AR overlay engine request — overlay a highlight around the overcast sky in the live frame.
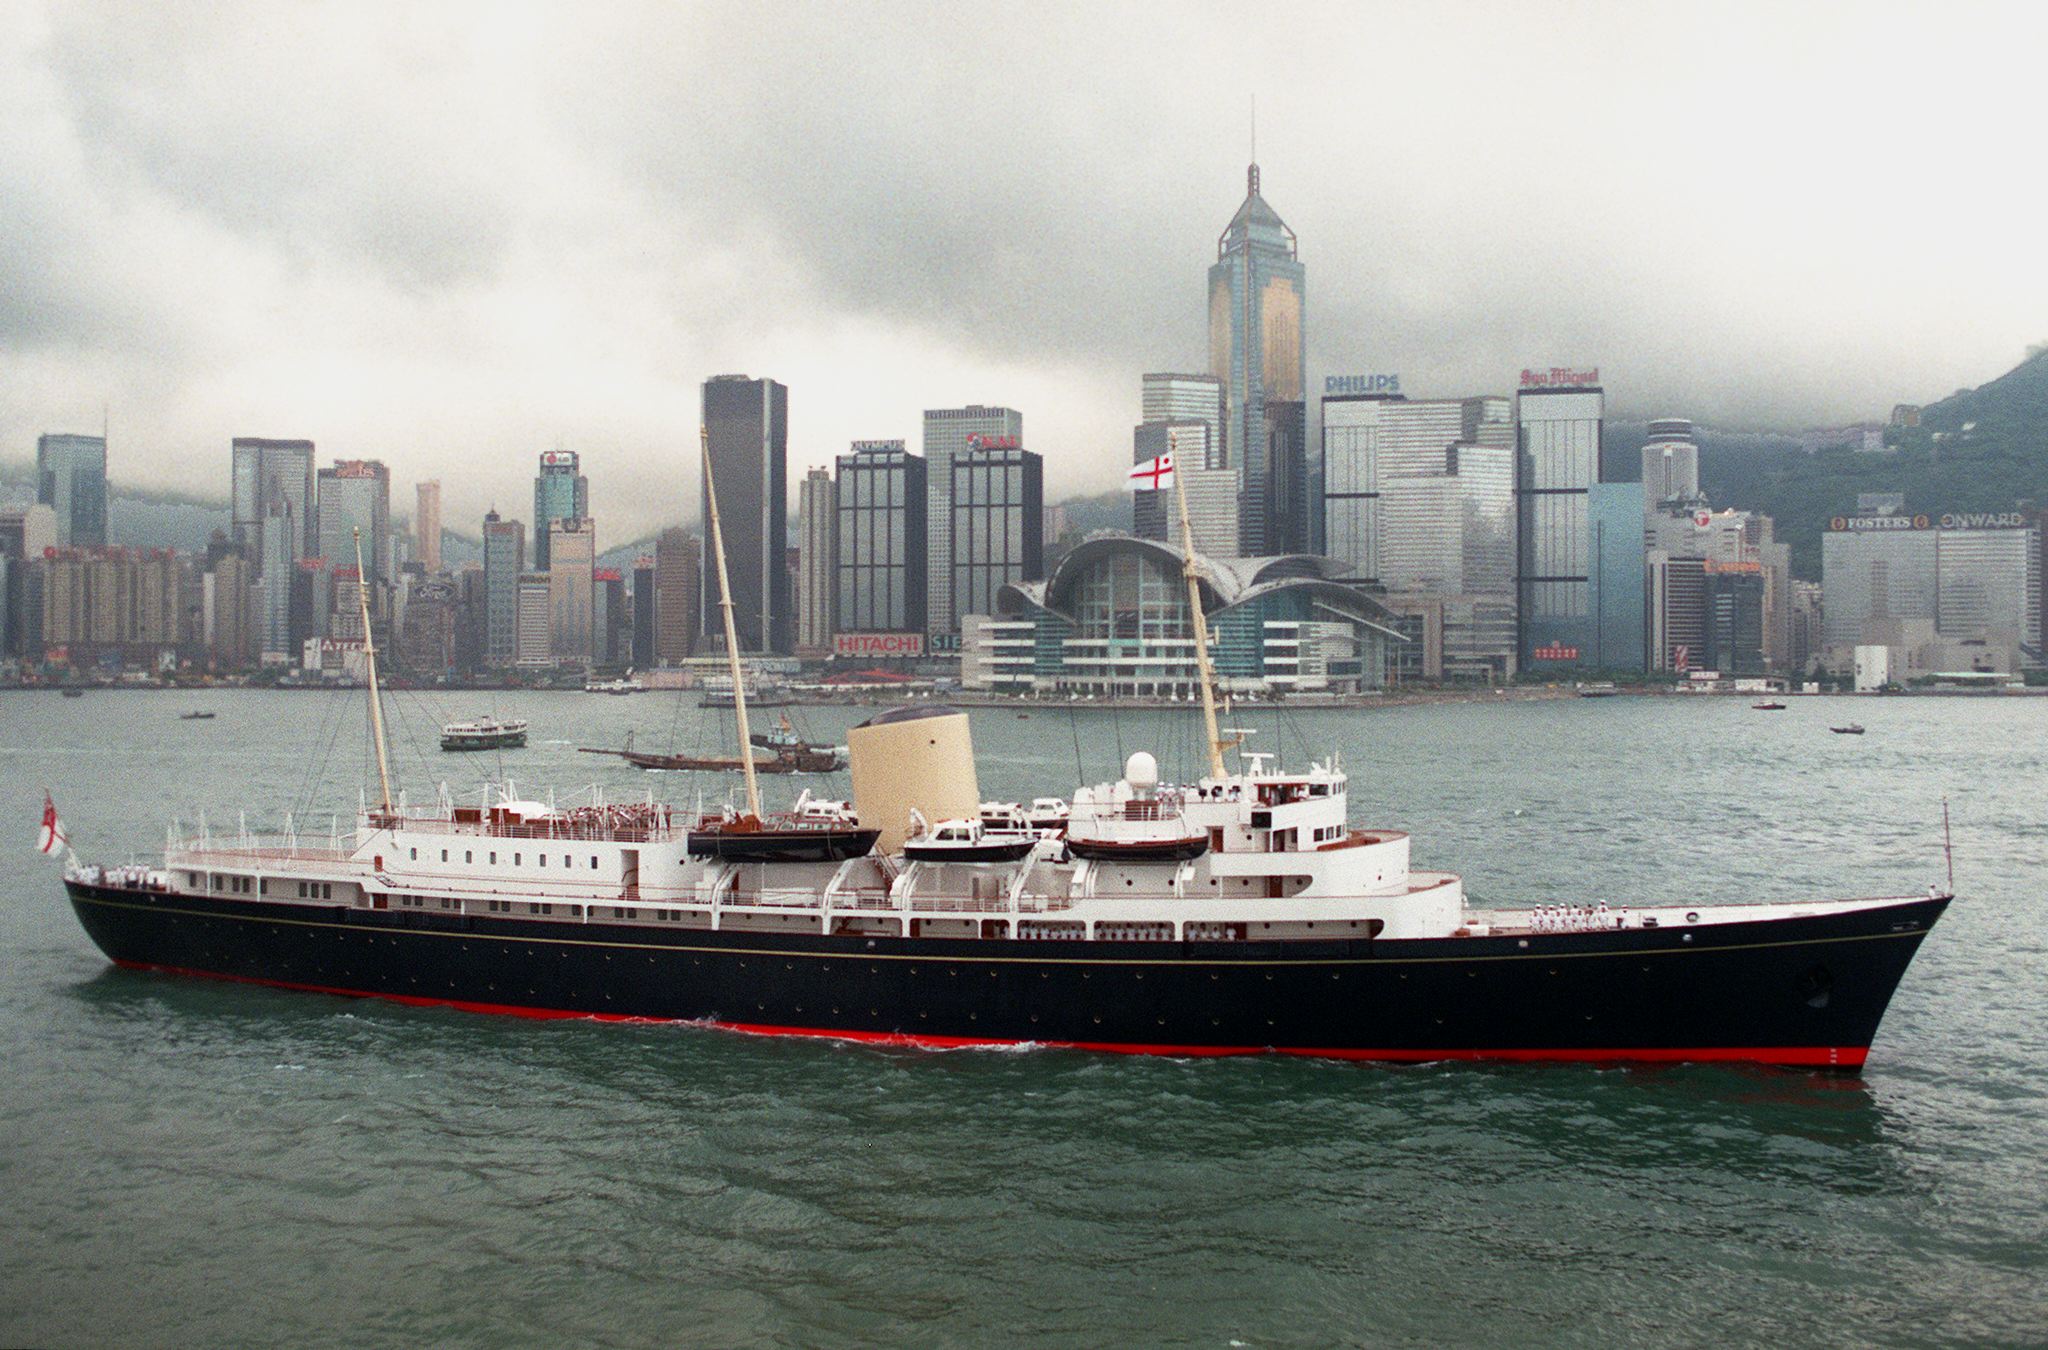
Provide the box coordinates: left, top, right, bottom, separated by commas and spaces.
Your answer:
3, 0, 2042, 541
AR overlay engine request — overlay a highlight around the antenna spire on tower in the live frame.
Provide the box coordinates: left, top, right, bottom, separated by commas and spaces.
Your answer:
1248, 95, 1260, 195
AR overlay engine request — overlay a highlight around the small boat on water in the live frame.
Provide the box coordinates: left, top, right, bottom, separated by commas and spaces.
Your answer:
1752, 701, 1787, 711
60, 688, 85, 698
179, 712, 217, 721
1576, 682, 1620, 699
441, 717, 529, 751
580, 731, 840, 774
584, 678, 643, 695
1831, 724, 1866, 735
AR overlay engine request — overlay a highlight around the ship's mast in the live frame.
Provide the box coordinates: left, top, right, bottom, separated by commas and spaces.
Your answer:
352, 527, 395, 816
702, 425, 762, 822
1172, 453, 1229, 781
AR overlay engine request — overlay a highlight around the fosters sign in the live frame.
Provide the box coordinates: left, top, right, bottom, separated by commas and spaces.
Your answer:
1828, 511, 2030, 532
834, 632, 925, 658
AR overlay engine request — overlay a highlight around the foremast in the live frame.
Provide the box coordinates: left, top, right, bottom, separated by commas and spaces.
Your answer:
352, 526, 395, 817
701, 424, 763, 822
1171, 456, 1230, 780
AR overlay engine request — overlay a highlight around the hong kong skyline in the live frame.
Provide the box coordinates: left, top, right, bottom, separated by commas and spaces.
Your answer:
3, 0, 2043, 541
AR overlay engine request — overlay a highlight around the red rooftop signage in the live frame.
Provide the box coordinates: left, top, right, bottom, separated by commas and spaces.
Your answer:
834, 632, 925, 658
1519, 367, 1600, 390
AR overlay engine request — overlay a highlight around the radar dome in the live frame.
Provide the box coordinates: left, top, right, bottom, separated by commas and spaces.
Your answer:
1124, 751, 1159, 791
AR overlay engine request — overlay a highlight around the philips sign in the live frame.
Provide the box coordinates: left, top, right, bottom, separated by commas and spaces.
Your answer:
1324, 374, 1402, 396
540, 451, 579, 468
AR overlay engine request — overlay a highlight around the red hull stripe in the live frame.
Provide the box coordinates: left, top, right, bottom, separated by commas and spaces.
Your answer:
110, 961, 1870, 1068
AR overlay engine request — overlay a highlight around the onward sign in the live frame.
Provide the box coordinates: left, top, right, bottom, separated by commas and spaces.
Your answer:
1518, 367, 1600, 390
1324, 374, 1401, 396
1939, 511, 2030, 530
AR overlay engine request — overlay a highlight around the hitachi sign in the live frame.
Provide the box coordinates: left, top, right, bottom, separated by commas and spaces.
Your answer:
834, 632, 924, 657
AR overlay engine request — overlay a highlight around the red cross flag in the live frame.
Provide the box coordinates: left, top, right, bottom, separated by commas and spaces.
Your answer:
1127, 453, 1175, 492
38, 791, 67, 856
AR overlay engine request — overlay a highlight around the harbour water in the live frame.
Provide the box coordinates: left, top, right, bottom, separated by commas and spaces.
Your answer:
3, 690, 2044, 1346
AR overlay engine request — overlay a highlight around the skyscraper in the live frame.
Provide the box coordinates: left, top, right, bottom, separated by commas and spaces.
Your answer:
1131, 422, 1239, 558
231, 437, 316, 562
532, 450, 589, 571
1263, 399, 1309, 554
256, 498, 299, 664
1141, 374, 1226, 467
796, 467, 837, 655
316, 461, 392, 587
1324, 393, 1519, 678
701, 375, 790, 653
1208, 162, 1305, 556
415, 480, 442, 572
481, 510, 525, 668
631, 556, 656, 667
546, 517, 596, 666
921, 405, 1021, 641
835, 440, 927, 638
949, 443, 1043, 624
654, 527, 700, 664
1514, 367, 1608, 671
37, 433, 108, 548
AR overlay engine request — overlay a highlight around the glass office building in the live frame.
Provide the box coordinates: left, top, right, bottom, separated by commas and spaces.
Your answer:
921, 405, 1021, 641
701, 375, 790, 653
481, 511, 525, 668
36, 433, 108, 548
1208, 163, 1305, 556
532, 451, 589, 571
949, 444, 1043, 624
1516, 382, 1609, 670
835, 441, 927, 637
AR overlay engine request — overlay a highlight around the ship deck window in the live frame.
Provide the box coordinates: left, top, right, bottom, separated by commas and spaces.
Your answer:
409, 848, 417, 860
590, 856, 599, 869
514, 853, 522, 865
465, 851, 473, 864
489, 852, 497, 864
440, 850, 448, 862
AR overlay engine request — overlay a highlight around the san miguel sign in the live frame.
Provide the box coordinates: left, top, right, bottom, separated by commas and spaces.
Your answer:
1519, 367, 1600, 390
833, 632, 925, 658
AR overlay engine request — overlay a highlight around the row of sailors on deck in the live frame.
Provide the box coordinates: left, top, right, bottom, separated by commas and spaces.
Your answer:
69, 863, 165, 890
1532, 902, 1635, 932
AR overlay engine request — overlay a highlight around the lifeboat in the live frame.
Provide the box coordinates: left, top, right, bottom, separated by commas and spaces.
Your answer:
903, 818, 1039, 864
1062, 752, 1208, 863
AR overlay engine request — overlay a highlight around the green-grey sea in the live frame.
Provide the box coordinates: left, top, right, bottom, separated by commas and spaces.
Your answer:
2, 689, 2043, 1347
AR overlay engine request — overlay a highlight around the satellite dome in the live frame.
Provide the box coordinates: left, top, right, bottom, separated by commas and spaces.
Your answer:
1124, 751, 1159, 791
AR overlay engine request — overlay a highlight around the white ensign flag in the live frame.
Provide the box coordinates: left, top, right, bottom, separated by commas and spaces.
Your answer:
1127, 453, 1175, 492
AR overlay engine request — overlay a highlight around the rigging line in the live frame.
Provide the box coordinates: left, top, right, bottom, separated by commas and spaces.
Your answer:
290, 682, 351, 824
1068, 704, 1084, 787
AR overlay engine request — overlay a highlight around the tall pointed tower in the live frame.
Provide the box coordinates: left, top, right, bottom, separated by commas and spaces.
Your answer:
1208, 160, 1306, 556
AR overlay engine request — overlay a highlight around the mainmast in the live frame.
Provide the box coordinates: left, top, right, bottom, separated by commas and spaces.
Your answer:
1172, 456, 1230, 781
701, 425, 762, 822
352, 527, 395, 817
